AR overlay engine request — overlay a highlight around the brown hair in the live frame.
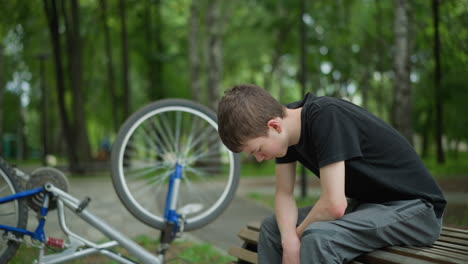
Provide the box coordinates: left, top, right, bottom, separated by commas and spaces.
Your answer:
217, 84, 285, 153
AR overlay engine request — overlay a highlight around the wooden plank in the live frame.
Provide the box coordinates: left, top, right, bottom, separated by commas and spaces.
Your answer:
431, 245, 468, 256
247, 221, 261, 231
238, 227, 260, 244
433, 240, 468, 252
229, 247, 258, 264
438, 236, 468, 247
356, 250, 437, 264
441, 229, 468, 240
384, 246, 466, 264
442, 227, 468, 235
408, 247, 468, 261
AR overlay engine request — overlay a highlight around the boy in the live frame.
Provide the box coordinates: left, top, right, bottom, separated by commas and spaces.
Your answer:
217, 84, 446, 264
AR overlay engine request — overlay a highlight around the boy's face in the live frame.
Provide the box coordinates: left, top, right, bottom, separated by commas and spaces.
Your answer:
241, 119, 289, 162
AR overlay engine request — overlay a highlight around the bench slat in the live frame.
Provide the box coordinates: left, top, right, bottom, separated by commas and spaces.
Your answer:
247, 221, 261, 231
238, 227, 260, 244
356, 250, 438, 264
440, 229, 468, 240
433, 240, 468, 252
384, 246, 467, 264
431, 245, 468, 256
407, 246, 468, 261
443, 227, 468, 235
229, 247, 258, 264
438, 236, 468, 247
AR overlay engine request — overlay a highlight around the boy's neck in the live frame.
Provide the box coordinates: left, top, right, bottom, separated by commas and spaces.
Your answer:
284, 107, 302, 146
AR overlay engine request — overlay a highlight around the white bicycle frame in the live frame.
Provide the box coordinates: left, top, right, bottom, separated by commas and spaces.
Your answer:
36, 183, 162, 264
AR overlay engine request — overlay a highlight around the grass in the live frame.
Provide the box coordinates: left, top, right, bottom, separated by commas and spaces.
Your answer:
422, 151, 468, 179
9, 236, 235, 264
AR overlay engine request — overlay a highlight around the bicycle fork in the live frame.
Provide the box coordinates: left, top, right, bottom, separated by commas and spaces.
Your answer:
159, 163, 183, 256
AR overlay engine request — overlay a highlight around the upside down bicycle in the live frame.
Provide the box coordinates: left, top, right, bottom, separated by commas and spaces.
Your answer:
0, 99, 240, 263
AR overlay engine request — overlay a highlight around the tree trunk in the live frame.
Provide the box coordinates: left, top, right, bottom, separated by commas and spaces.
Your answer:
432, 0, 444, 163
154, 0, 164, 100
43, 0, 80, 171
39, 55, 49, 165
61, 0, 92, 171
71, 0, 92, 168
189, 0, 202, 103
119, 0, 130, 119
144, 0, 164, 101
99, 0, 118, 132
264, 20, 293, 95
299, 0, 307, 198
392, 0, 413, 144
205, 0, 222, 111
421, 107, 432, 158
374, 0, 385, 117
0, 44, 4, 155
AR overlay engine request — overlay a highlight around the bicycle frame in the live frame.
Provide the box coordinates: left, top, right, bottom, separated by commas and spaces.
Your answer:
0, 164, 186, 264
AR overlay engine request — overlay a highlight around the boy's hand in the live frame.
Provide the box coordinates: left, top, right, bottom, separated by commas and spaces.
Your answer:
281, 234, 301, 264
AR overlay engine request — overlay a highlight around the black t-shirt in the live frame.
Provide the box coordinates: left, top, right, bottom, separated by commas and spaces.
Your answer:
276, 93, 446, 218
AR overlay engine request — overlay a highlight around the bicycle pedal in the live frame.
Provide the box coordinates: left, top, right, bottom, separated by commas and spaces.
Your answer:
76, 197, 91, 213
46, 237, 65, 249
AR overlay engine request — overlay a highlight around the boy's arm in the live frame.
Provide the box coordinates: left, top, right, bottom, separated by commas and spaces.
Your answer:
275, 162, 301, 261
296, 161, 348, 237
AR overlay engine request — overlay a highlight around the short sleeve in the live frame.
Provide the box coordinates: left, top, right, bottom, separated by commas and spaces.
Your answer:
276, 146, 299, 164
313, 105, 363, 168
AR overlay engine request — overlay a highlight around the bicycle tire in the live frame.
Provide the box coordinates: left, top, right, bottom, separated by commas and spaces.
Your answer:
111, 99, 240, 231
0, 157, 28, 263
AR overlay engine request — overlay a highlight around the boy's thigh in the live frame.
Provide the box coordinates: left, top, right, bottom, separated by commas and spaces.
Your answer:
303, 199, 441, 248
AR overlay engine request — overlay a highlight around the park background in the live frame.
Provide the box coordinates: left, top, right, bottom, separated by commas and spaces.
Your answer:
1, 0, 467, 263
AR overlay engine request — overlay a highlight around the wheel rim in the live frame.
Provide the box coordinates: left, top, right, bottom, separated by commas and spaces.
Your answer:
116, 105, 237, 227
0, 170, 20, 254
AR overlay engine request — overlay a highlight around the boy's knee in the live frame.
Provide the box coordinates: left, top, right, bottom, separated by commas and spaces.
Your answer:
300, 229, 340, 263
260, 215, 279, 235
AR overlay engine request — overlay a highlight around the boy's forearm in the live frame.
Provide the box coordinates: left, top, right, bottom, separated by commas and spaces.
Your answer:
295, 161, 348, 237
275, 192, 299, 244
296, 197, 347, 237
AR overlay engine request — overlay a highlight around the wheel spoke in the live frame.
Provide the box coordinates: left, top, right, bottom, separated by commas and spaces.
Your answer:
112, 102, 238, 230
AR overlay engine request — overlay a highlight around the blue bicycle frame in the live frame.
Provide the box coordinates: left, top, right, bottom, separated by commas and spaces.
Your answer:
0, 164, 186, 264
0, 187, 49, 242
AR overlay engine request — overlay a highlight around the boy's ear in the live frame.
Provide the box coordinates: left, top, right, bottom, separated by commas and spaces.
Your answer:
267, 118, 282, 133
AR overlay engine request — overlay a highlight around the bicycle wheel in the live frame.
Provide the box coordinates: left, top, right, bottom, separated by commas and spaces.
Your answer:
111, 99, 240, 231
0, 157, 28, 263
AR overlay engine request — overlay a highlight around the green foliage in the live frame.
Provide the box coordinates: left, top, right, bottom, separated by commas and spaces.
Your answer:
0, 0, 467, 164
423, 151, 468, 178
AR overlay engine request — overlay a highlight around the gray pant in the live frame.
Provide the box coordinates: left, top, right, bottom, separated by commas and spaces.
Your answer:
258, 198, 442, 264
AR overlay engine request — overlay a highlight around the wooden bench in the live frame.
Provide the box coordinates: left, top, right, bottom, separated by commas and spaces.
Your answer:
229, 221, 468, 264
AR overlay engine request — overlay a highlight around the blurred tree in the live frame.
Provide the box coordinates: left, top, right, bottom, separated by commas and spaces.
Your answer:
141, 0, 165, 102
119, 0, 131, 120
43, 0, 92, 173
392, 0, 413, 144
432, 0, 444, 163
65, 0, 92, 169
0, 0, 466, 165
189, 0, 202, 103
206, 0, 223, 111
99, 0, 119, 132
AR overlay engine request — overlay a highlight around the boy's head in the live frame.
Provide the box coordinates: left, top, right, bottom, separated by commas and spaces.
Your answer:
217, 84, 286, 155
